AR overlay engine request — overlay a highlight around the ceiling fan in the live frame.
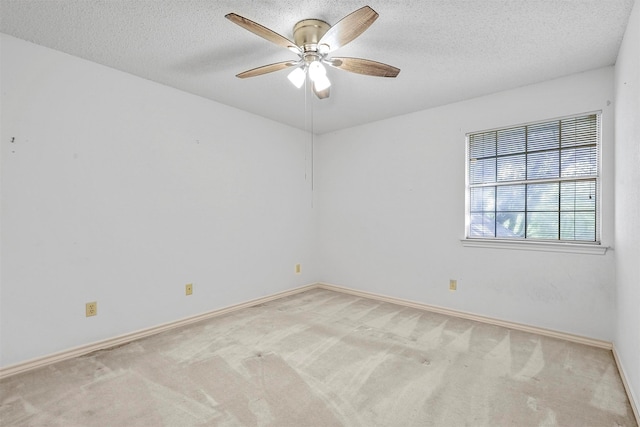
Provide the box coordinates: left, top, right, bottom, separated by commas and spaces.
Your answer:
225, 6, 400, 99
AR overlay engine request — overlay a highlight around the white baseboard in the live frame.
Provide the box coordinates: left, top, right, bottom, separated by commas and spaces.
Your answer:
321, 282, 640, 421
0, 283, 317, 380
0, 281, 616, 381
317, 282, 613, 350
613, 345, 640, 425
3, 281, 635, 422
4, 281, 634, 422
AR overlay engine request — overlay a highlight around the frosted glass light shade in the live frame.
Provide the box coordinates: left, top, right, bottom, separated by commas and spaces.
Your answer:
313, 74, 331, 91
308, 61, 326, 81
287, 67, 306, 88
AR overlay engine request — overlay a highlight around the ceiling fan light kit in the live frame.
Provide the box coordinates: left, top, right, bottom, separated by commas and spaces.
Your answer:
225, 6, 400, 99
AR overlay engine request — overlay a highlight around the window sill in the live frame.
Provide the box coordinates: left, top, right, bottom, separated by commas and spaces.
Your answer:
460, 239, 609, 255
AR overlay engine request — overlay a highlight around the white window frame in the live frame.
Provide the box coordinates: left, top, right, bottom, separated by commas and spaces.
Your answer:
462, 112, 607, 255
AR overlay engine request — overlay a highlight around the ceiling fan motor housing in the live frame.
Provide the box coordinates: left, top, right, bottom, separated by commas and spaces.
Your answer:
293, 19, 330, 52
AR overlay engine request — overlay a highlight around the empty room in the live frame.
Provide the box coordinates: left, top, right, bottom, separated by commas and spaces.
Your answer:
1, 0, 639, 425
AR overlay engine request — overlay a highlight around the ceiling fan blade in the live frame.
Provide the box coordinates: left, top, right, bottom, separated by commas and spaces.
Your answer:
328, 57, 400, 77
226, 13, 301, 53
236, 61, 298, 79
318, 6, 378, 52
313, 83, 330, 99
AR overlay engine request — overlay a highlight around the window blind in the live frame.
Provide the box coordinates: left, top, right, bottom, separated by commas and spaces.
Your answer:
467, 113, 599, 242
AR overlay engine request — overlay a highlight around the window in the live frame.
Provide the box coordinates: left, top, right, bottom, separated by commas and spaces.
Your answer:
466, 113, 600, 243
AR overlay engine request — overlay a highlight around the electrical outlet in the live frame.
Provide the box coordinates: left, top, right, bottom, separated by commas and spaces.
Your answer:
295, 264, 301, 274
449, 279, 457, 291
185, 283, 193, 296
86, 302, 97, 317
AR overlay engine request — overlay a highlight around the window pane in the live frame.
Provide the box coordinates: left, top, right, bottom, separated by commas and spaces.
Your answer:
560, 180, 596, 211
561, 115, 597, 148
496, 212, 525, 238
561, 212, 596, 241
469, 213, 495, 237
561, 146, 597, 177
527, 151, 559, 179
527, 121, 559, 151
497, 154, 526, 182
527, 212, 559, 239
470, 187, 495, 211
527, 183, 559, 211
496, 185, 525, 211
497, 127, 526, 155
469, 132, 496, 158
469, 158, 496, 184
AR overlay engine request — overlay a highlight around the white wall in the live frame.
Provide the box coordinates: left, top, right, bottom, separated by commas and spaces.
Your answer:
0, 35, 316, 367
315, 67, 616, 341
614, 0, 640, 411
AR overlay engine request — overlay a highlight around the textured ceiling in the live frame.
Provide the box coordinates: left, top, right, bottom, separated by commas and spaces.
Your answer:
0, 0, 635, 134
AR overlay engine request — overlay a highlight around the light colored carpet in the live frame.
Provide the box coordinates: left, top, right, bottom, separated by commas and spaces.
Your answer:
0, 288, 636, 426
